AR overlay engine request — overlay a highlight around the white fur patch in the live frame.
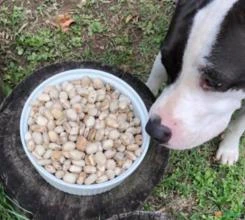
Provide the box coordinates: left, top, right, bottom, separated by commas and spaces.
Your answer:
146, 52, 168, 96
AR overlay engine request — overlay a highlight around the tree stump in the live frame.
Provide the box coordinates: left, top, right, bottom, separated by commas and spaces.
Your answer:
107, 211, 173, 220
0, 62, 169, 220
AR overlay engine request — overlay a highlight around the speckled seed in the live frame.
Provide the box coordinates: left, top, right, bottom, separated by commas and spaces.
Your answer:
135, 135, 143, 145
109, 101, 118, 112
81, 77, 91, 87
32, 132, 43, 145
88, 91, 97, 103
97, 165, 105, 172
92, 78, 104, 89
38, 159, 51, 166
66, 109, 78, 121
84, 116, 95, 128
62, 160, 71, 171
72, 160, 85, 167
95, 129, 104, 141
99, 111, 108, 120
117, 145, 125, 152
106, 117, 119, 128
102, 140, 113, 150
100, 99, 109, 111
27, 140, 35, 151
55, 170, 65, 179
59, 91, 68, 100
85, 155, 96, 166
36, 115, 48, 126
121, 133, 134, 145
85, 143, 98, 154
30, 125, 46, 133
70, 126, 79, 135
69, 150, 85, 160
118, 101, 128, 110
49, 88, 59, 99
45, 165, 56, 173
49, 143, 61, 150
104, 149, 116, 159
70, 95, 81, 104
96, 175, 108, 184
84, 127, 90, 138
63, 122, 71, 133
85, 174, 97, 185
63, 173, 78, 184
126, 151, 137, 160
87, 128, 96, 141
84, 166, 96, 174
77, 172, 86, 184
51, 151, 63, 161
62, 82, 73, 92
114, 167, 121, 176
52, 161, 62, 170
44, 101, 53, 108
122, 160, 133, 170
48, 131, 59, 142
127, 144, 139, 151
38, 93, 50, 102
43, 149, 53, 159
34, 145, 45, 156
47, 120, 55, 130
69, 165, 82, 173
94, 152, 106, 165
32, 151, 42, 160
96, 88, 106, 99
106, 159, 116, 170
73, 103, 82, 113
106, 170, 115, 180
59, 156, 66, 164
88, 107, 98, 116
43, 132, 49, 145
135, 148, 142, 157
76, 136, 87, 151
114, 152, 124, 161
63, 142, 75, 151
54, 126, 64, 134
51, 108, 64, 120
96, 170, 104, 178
109, 129, 120, 140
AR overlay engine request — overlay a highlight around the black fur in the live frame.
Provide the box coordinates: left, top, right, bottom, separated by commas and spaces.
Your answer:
161, 0, 245, 92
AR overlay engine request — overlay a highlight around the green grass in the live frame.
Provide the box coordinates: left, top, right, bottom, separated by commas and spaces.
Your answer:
0, 0, 244, 219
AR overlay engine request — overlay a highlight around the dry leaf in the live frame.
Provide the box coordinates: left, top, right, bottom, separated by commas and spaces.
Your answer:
125, 15, 133, 24
214, 211, 223, 218
51, 13, 75, 32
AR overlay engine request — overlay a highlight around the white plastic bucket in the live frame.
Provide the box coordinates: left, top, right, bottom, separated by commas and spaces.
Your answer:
20, 69, 150, 195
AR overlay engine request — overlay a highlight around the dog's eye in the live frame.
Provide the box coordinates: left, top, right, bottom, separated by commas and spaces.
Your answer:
200, 74, 223, 91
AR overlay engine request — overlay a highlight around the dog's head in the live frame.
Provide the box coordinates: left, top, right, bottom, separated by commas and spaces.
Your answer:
147, 0, 245, 149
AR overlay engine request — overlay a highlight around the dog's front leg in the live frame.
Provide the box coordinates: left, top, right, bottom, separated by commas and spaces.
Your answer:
216, 109, 245, 165
146, 52, 168, 96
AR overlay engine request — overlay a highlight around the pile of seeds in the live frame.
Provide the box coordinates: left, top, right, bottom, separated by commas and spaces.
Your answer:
25, 77, 143, 185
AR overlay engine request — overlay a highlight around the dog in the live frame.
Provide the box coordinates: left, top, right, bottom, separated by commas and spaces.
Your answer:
145, 0, 245, 165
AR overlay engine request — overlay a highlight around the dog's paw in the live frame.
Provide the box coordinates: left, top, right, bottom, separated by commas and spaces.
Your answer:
216, 143, 239, 165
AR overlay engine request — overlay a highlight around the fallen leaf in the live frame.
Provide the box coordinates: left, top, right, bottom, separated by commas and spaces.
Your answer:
214, 211, 223, 218
50, 13, 75, 32
125, 15, 133, 24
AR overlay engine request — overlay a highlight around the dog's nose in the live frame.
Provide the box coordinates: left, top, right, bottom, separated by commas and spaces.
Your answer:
145, 116, 172, 143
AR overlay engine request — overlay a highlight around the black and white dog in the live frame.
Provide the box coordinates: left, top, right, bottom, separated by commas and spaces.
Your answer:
145, 0, 245, 165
